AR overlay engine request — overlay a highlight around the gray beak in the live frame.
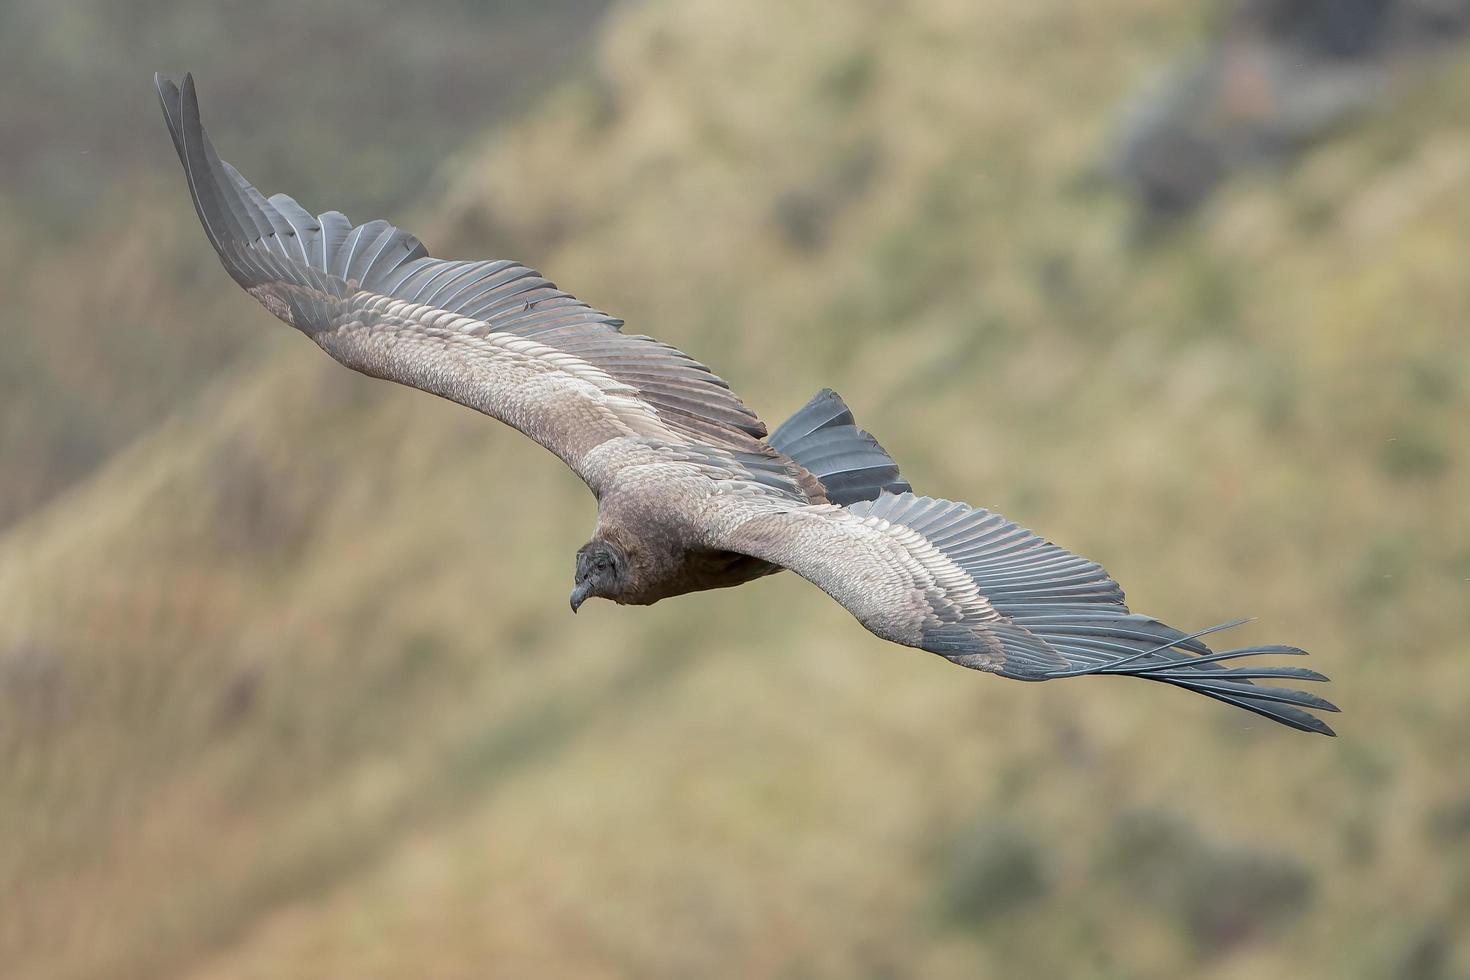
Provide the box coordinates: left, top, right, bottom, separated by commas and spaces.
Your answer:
569, 582, 591, 613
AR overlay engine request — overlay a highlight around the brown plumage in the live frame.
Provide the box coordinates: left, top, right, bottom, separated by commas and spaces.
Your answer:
157, 73, 1338, 735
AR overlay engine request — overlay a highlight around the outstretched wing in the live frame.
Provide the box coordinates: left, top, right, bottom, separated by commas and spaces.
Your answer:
155, 72, 790, 494
714, 492, 1337, 735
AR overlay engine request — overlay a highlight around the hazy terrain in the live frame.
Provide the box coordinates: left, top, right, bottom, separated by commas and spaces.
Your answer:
2, 1, 1468, 977
0, 0, 611, 530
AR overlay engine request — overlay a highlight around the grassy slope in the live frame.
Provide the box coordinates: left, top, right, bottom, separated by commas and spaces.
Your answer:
3, 0, 1469, 977
0, 0, 611, 531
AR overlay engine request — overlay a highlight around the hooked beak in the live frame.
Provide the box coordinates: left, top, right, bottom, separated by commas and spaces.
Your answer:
569, 582, 591, 613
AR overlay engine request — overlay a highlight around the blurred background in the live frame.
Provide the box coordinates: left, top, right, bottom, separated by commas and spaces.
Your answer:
2, 0, 1468, 976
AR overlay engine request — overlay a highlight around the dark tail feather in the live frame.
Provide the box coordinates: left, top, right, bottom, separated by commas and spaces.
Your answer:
769, 389, 911, 506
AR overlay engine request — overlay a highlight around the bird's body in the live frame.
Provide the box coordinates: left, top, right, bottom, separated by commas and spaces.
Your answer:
156, 73, 1338, 735
584, 451, 783, 606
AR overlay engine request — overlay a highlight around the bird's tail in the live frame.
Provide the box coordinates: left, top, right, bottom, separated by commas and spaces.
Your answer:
769, 389, 911, 507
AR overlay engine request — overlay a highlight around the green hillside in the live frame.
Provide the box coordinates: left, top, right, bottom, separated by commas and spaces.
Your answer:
0, 0, 610, 530
3, 1, 1468, 977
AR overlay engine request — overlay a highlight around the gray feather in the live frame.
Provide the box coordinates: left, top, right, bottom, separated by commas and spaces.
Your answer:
770, 390, 910, 505
842, 492, 1336, 735
155, 72, 774, 454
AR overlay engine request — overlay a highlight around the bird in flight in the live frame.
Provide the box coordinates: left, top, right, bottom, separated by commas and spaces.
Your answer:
156, 73, 1337, 735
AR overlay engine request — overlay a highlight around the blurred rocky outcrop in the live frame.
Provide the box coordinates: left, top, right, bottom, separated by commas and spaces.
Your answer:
1111, 0, 1470, 220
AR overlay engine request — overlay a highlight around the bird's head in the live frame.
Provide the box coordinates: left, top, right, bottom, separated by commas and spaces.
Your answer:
570, 539, 630, 612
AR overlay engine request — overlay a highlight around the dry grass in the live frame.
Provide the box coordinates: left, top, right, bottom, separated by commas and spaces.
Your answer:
2, 0, 1468, 977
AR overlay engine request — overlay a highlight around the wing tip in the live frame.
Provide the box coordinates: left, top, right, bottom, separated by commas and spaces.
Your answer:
153, 70, 193, 106
1023, 617, 1339, 736
1156, 645, 1341, 736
